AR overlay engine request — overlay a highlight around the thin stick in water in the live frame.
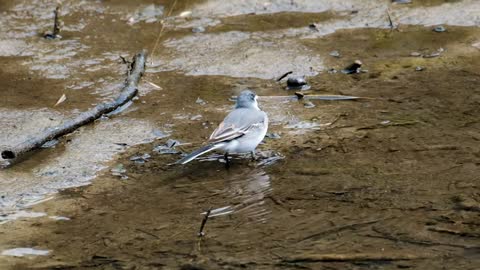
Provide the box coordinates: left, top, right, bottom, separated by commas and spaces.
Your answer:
276, 71, 293, 81
198, 208, 212, 237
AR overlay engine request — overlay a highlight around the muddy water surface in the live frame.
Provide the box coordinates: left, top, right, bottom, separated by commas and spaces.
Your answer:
0, 0, 480, 269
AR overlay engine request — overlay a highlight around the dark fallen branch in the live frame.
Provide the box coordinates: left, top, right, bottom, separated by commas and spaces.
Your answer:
282, 252, 432, 263
1, 50, 147, 167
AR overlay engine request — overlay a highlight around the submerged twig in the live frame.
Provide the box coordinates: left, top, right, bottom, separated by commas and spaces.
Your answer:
276, 71, 293, 81
386, 9, 395, 30
259, 94, 365, 101
300, 218, 386, 242
428, 227, 480, 238
119, 55, 130, 65
1, 51, 147, 167
136, 228, 160, 239
198, 208, 212, 237
282, 252, 433, 263
44, 6, 62, 39
366, 228, 480, 249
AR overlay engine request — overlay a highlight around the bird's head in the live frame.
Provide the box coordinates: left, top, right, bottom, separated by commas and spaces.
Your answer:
235, 89, 259, 110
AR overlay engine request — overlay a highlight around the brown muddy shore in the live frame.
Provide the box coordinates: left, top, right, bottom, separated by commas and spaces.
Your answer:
1, 0, 480, 269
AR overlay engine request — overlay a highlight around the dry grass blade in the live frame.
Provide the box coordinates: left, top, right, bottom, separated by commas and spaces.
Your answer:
54, 94, 67, 107
150, 0, 178, 64
146, 81, 162, 90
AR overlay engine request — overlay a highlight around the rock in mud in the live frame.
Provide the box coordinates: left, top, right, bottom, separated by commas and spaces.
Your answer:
192, 26, 205, 33
329, 50, 341, 58
433, 25, 446, 33
255, 150, 284, 166
304, 101, 316, 108
127, 4, 164, 24
130, 153, 151, 164
328, 68, 338, 74
265, 133, 281, 139
111, 164, 127, 179
196, 97, 207, 105
153, 139, 181, 155
341, 60, 363, 74
308, 23, 319, 31
286, 76, 310, 90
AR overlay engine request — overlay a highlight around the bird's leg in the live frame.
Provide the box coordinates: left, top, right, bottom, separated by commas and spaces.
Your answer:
250, 150, 257, 161
224, 152, 230, 169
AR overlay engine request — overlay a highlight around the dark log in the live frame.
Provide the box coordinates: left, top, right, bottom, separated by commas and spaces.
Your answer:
1, 50, 147, 167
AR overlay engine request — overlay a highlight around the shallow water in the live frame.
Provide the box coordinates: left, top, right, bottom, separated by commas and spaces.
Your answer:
0, 0, 480, 269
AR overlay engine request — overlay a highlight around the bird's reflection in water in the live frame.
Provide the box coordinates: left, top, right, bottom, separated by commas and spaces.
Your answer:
207, 168, 272, 223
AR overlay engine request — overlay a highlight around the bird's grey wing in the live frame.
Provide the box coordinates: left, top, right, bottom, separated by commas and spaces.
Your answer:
208, 109, 266, 143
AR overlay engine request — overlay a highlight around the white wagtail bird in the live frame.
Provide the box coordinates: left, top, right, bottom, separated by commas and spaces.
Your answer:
176, 90, 268, 167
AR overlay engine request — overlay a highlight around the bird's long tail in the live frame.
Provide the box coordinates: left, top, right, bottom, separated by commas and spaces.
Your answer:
176, 143, 225, 165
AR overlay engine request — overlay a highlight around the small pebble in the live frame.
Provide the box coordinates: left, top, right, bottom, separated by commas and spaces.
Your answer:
410, 52, 422, 57
153, 145, 179, 155
433, 25, 446, 32
415, 66, 424, 71
190, 115, 202, 121
111, 164, 127, 178
327, 68, 338, 74
392, 0, 412, 3
130, 153, 151, 164
265, 133, 281, 139
192, 26, 205, 33
329, 50, 341, 58
423, 52, 440, 58
195, 97, 206, 105
304, 101, 316, 108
